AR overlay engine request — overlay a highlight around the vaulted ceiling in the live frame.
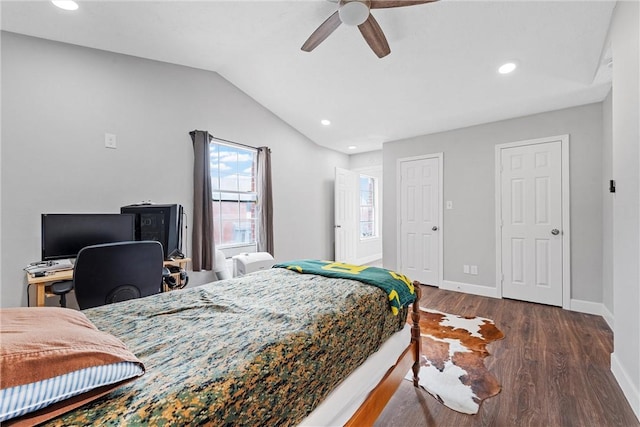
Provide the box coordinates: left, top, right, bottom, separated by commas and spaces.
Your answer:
1, 0, 615, 153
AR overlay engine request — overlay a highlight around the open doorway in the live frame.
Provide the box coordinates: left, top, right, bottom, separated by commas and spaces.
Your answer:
334, 166, 382, 265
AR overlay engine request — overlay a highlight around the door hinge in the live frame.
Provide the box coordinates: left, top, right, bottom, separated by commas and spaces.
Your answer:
501, 273, 504, 283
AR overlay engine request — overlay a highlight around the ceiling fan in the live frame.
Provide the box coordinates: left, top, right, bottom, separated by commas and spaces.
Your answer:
301, 0, 439, 58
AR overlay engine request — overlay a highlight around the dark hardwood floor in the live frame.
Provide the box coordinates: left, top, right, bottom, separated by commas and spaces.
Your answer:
375, 285, 639, 427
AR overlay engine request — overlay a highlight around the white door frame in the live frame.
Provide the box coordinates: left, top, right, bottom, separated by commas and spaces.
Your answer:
495, 135, 571, 309
396, 153, 444, 286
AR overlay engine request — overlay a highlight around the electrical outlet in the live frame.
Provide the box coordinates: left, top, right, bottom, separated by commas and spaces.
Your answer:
463, 265, 470, 274
105, 133, 117, 149
470, 265, 478, 275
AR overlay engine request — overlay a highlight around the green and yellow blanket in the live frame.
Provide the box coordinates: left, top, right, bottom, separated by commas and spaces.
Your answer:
273, 260, 416, 315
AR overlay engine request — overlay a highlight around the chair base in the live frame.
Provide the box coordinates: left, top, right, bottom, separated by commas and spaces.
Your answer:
49, 281, 74, 308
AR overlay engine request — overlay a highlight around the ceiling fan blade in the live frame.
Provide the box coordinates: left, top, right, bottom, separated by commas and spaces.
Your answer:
370, 0, 438, 9
301, 11, 342, 52
358, 14, 391, 58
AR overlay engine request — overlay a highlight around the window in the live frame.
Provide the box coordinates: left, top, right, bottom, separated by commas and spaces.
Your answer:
210, 140, 257, 248
359, 175, 377, 239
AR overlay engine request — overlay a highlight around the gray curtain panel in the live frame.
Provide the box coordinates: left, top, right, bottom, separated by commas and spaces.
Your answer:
189, 130, 215, 271
256, 146, 274, 256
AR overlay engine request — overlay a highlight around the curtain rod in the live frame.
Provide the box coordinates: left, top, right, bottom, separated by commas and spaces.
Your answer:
212, 136, 258, 151
189, 130, 258, 151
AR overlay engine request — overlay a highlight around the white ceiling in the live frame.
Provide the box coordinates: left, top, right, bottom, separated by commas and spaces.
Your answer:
1, 0, 615, 154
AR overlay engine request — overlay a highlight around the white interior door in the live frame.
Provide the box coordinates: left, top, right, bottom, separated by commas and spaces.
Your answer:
500, 141, 564, 306
335, 167, 357, 263
399, 157, 441, 285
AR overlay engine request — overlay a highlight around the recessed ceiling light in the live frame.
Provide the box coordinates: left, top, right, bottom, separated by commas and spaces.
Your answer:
321, 119, 331, 126
498, 62, 517, 74
348, 146, 357, 150
52, 1, 79, 11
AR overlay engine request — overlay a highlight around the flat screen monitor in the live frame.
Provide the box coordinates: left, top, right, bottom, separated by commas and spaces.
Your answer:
41, 213, 135, 261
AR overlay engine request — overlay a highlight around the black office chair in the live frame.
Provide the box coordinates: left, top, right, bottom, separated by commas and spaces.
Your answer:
48, 281, 74, 307
73, 241, 164, 310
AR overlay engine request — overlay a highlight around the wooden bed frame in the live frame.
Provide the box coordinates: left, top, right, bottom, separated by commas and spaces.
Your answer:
345, 282, 422, 426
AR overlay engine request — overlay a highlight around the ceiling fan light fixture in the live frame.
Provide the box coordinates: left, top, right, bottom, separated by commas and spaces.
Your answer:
339, 1, 370, 26
498, 62, 518, 74
52, 0, 79, 11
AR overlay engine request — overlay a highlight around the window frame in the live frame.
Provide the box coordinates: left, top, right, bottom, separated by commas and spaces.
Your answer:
359, 174, 378, 240
209, 138, 258, 250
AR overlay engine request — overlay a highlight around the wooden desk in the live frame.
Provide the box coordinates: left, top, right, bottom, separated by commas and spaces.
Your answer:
26, 258, 191, 307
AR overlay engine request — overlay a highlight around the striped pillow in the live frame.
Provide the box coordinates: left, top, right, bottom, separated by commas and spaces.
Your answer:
0, 362, 144, 422
0, 307, 145, 425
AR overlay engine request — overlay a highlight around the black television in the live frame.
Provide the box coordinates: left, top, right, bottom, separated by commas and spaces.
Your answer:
41, 213, 135, 261
120, 204, 183, 260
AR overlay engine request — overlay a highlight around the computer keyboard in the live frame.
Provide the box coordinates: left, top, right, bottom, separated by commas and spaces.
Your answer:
25, 259, 74, 274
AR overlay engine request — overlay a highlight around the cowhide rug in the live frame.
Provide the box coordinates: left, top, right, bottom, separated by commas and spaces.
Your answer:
405, 307, 505, 414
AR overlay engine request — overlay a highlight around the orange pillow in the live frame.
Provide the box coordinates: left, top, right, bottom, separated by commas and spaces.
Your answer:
0, 307, 145, 425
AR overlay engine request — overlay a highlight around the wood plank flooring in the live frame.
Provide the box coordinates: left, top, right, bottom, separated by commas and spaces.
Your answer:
374, 285, 639, 427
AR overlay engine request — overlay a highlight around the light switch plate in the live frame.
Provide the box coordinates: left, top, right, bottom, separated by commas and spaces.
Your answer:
105, 133, 117, 149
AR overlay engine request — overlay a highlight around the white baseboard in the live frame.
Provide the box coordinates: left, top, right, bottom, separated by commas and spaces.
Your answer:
569, 299, 604, 316
601, 304, 615, 330
569, 299, 615, 330
569, 300, 616, 330
440, 280, 499, 299
611, 352, 640, 422
355, 254, 382, 266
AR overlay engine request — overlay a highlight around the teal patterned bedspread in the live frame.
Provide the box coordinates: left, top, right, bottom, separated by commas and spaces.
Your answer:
45, 268, 407, 426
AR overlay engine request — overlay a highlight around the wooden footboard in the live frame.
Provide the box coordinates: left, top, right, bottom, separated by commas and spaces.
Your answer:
344, 282, 422, 427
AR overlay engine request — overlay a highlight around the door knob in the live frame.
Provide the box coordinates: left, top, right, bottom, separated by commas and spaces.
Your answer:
335, 225, 341, 228
551, 229, 560, 235
432, 226, 438, 231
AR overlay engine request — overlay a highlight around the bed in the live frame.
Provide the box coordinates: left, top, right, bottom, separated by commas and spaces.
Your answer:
3, 263, 422, 426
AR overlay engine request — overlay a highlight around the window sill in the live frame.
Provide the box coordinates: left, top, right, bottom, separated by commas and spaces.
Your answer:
219, 244, 257, 259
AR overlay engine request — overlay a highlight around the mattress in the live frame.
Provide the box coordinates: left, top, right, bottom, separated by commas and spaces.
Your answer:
44, 268, 408, 426
300, 324, 411, 426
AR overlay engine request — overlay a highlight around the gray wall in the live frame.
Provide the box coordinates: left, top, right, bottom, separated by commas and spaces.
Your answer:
349, 150, 382, 170
0, 32, 348, 308
609, 0, 640, 417
383, 103, 604, 303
